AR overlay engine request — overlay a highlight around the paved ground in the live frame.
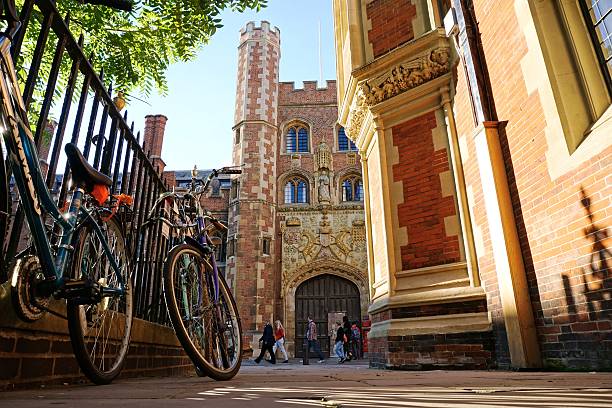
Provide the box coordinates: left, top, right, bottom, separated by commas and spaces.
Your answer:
1, 359, 612, 407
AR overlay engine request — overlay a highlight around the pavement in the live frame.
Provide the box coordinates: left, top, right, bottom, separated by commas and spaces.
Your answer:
1, 359, 612, 407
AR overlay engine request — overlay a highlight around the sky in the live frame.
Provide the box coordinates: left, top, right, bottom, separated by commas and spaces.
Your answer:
123, 0, 338, 171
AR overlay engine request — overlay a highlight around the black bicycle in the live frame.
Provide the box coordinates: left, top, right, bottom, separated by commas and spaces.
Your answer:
143, 166, 243, 380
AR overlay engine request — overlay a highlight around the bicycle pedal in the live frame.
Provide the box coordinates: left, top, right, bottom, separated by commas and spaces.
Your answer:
60, 279, 102, 304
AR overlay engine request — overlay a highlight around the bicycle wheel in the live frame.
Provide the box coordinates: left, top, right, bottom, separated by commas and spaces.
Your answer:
67, 216, 133, 384
0, 144, 8, 260
164, 243, 242, 380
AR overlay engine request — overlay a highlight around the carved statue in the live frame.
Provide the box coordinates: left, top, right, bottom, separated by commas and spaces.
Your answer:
318, 173, 331, 203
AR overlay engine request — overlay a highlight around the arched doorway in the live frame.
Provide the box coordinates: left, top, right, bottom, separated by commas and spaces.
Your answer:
294, 274, 360, 357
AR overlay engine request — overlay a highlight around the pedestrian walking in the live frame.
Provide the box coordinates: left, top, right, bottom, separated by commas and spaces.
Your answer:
306, 316, 325, 363
272, 320, 289, 363
342, 315, 353, 361
255, 322, 276, 364
334, 322, 346, 363
351, 321, 362, 360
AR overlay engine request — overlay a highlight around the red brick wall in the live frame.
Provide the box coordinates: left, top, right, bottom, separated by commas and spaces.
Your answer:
450, 0, 612, 369
276, 80, 361, 195
369, 300, 494, 369
230, 22, 280, 349
0, 323, 191, 391
366, 0, 417, 58
392, 111, 461, 270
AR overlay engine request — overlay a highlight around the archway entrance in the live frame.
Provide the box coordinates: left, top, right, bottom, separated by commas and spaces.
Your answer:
294, 274, 360, 357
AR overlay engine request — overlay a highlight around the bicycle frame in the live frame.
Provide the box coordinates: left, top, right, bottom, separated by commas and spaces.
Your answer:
0, 35, 123, 294
148, 190, 221, 302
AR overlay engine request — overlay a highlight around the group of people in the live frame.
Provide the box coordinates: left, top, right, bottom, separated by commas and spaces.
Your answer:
254, 316, 363, 364
333, 315, 363, 363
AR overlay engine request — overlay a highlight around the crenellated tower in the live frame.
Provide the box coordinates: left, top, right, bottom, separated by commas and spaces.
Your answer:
227, 21, 281, 354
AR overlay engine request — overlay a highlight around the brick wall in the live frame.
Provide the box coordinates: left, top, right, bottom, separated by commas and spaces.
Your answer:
0, 301, 191, 390
369, 300, 494, 369
230, 21, 280, 353
366, 0, 417, 58
449, 0, 612, 370
392, 111, 461, 270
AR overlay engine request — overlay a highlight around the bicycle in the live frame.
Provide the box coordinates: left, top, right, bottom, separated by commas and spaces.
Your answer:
0, 0, 135, 384
143, 166, 243, 380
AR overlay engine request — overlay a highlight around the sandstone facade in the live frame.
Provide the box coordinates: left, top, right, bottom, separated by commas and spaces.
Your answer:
333, 0, 611, 370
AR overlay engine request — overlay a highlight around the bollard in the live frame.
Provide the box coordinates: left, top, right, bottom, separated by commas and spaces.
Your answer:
303, 339, 309, 365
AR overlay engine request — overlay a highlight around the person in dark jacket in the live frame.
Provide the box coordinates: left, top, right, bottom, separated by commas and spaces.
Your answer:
255, 322, 276, 364
342, 315, 353, 361
334, 322, 346, 363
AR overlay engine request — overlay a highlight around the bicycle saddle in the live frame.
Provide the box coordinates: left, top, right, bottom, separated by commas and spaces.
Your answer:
65, 143, 111, 192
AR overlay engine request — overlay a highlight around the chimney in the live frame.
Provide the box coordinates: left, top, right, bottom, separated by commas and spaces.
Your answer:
143, 114, 168, 173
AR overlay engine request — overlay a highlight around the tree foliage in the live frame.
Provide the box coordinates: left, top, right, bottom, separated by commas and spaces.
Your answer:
17, 0, 267, 99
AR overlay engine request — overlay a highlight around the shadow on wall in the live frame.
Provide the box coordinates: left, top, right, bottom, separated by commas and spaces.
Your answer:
559, 186, 611, 370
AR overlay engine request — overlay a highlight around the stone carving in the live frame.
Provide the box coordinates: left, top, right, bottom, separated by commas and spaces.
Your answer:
345, 87, 367, 141
280, 210, 368, 288
361, 48, 450, 106
318, 172, 331, 203
316, 142, 331, 170
345, 48, 451, 141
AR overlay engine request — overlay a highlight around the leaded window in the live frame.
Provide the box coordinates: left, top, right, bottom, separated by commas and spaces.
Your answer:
342, 176, 363, 202
338, 126, 357, 151
581, 0, 612, 92
284, 177, 308, 203
286, 125, 309, 153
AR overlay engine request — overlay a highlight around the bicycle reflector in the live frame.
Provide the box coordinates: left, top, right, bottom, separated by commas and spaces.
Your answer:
91, 184, 110, 205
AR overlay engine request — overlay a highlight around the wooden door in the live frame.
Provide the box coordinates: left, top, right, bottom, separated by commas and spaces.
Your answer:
294, 274, 360, 357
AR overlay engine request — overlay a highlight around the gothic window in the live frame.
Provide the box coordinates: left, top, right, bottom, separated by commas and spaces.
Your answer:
284, 177, 309, 204
341, 176, 363, 202
338, 126, 357, 151
262, 237, 271, 255
211, 178, 221, 196
286, 124, 309, 153
230, 179, 240, 200
580, 0, 612, 91
234, 128, 241, 144
227, 236, 236, 257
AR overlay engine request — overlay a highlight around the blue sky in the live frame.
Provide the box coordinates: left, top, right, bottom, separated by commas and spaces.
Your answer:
125, 0, 337, 171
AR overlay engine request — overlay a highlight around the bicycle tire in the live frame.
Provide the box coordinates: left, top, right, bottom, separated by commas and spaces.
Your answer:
67, 216, 133, 385
0, 143, 8, 260
163, 243, 242, 381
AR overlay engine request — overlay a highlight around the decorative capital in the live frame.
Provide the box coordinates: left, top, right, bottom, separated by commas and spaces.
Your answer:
344, 47, 451, 142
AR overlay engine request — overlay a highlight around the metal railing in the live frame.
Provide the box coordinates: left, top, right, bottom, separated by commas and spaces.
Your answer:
1, 0, 171, 325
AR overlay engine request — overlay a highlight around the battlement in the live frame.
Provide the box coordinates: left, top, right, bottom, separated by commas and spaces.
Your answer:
239, 21, 280, 44
279, 80, 337, 105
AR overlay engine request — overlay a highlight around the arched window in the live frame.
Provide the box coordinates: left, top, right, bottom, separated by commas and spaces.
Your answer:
338, 126, 357, 151
286, 124, 309, 153
341, 176, 363, 202
284, 177, 309, 203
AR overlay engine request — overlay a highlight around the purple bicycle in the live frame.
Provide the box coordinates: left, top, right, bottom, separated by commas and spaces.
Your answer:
144, 166, 242, 380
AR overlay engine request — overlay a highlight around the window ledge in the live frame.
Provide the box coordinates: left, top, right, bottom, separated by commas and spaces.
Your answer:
548, 103, 612, 179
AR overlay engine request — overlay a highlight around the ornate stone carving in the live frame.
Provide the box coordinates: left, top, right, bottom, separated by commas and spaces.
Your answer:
280, 210, 368, 288
345, 87, 367, 141
315, 142, 331, 170
344, 48, 450, 142
318, 172, 331, 203
361, 48, 450, 106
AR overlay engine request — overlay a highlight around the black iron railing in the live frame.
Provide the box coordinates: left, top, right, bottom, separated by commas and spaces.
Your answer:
1, 0, 171, 325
